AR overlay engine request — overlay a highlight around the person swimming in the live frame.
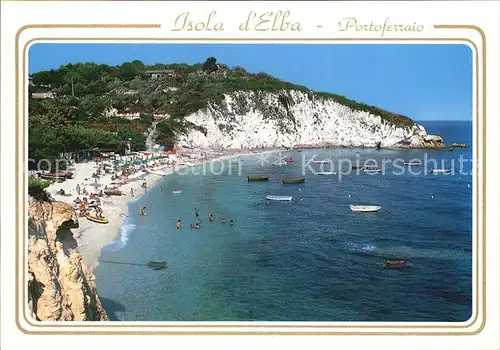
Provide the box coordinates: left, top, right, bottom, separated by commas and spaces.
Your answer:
176, 219, 182, 229
230, 220, 234, 226
209, 214, 215, 222
195, 211, 199, 218
196, 218, 201, 225
190, 224, 200, 229
140, 206, 147, 216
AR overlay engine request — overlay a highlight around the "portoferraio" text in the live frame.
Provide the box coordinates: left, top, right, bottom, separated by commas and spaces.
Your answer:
338, 17, 424, 36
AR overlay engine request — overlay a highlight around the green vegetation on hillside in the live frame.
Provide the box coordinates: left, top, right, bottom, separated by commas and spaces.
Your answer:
28, 178, 53, 201
29, 57, 414, 168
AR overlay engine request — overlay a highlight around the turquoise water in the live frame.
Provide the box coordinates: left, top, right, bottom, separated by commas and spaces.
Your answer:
95, 121, 472, 321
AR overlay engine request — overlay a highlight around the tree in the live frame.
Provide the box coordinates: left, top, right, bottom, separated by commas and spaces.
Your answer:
119, 62, 139, 80
131, 60, 146, 71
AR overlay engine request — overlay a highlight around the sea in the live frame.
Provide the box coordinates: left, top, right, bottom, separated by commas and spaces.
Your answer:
94, 120, 473, 322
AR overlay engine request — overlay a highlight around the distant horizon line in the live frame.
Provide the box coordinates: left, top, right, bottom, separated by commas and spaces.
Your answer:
416, 120, 472, 122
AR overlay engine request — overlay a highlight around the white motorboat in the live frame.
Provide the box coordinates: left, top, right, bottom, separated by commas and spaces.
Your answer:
431, 169, 451, 174
273, 160, 287, 166
311, 160, 331, 164
316, 171, 337, 175
350, 205, 382, 212
363, 167, 382, 173
266, 195, 293, 201
404, 161, 422, 166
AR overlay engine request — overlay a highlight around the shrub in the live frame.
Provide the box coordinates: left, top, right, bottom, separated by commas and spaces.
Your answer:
28, 178, 53, 201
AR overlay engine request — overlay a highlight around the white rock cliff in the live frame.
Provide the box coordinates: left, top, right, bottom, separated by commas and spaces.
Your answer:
176, 90, 443, 150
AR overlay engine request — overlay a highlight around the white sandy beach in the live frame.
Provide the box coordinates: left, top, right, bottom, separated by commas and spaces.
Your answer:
45, 148, 282, 271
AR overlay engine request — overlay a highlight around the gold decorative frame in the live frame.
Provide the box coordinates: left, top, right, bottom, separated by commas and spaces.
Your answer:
15, 24, 486, 335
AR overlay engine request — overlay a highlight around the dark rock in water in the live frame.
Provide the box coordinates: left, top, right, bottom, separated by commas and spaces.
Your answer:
147, 261, 167, 270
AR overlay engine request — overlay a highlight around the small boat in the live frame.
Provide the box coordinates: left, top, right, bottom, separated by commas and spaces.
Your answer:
316, 171, 337, 175
147, 261, 167, 270
40, 174, 65, 182
363, 166, 382, 173
311, 160, 330, 164
431, 169, 452, 174
285, 158, 293, 163
352, 166, 364, 170
350, 205, 382, 212
104, 189, 123, 196
247, 176, 269, 182
404, 161, 422, 167
172, 190, 182, 194
178, 162, 195, 167
266, 195, 293, 201
383, 260, 408, 269
446, 148, 454, 152
42, 171, 74, 179
282, 177, 305, 184
451, 143, 468, 148
85, 213, 109, 224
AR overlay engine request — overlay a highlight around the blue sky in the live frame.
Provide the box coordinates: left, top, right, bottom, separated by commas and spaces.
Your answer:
29, 43, 472, 121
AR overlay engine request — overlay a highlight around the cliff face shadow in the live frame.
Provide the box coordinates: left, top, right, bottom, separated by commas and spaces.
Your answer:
99, 297, 126, 321
56, 227, 78, 256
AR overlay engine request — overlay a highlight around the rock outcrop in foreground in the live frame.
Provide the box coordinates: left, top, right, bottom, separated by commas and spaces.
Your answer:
27, 197, 108, 321
177, 90, 444, 150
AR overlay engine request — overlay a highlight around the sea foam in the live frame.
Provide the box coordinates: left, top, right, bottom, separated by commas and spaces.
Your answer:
105, 215, 136, 251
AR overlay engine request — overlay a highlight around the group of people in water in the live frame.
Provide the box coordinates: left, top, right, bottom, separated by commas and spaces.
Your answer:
174, 207, 234, 230
136, 186, 235, 230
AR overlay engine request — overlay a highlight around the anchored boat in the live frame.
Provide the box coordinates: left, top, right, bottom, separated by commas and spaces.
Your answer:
85, 213, 109, 224
383, 260, 409, 269
282, 177, 305, 184
404, 161, 422, 167
317, 171, 337, 175
363, 167, 382, 173
350, 205, 382, 212
311, 160, 330, 164
266, 195, 293, 201
247, 176, 269, 182
451, 143, 468, 148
